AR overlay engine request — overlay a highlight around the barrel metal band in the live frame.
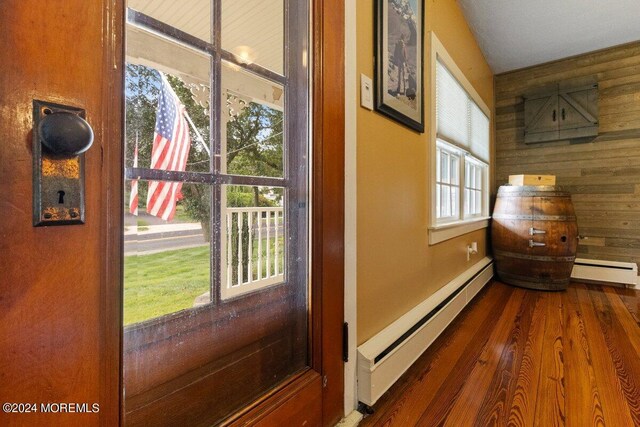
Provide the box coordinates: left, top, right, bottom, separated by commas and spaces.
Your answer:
497, 270, 571, 285
497, 192, 569, 197
492, 214, 576, 221
494, 249, 576, 262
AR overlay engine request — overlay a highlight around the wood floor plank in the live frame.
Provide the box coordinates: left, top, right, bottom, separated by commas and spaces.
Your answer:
360, 281, 640, 427
371, 283, 515, 427
423, 287, 526, 427
362, 284, 513, 427
408, 285, 519, 427
533, 291, 565, 427
371, 285, 513, 426
603, 286, 640, 357
574, 284, 637, 427
613, 286, 640, 327
587, 285, 640, 424
563, 287, 605, 427
507, 292, 548, 427
472, 291, 540, 426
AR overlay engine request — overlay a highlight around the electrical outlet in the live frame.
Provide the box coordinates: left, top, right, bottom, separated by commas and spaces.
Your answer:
360, 74, 373, 110
467, 241, 478, 261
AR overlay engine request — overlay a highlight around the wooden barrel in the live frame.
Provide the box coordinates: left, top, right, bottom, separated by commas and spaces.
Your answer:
491, 185, 578, 291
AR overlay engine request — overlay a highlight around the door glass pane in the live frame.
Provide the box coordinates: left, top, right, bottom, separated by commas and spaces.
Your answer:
124, 181, 211, 325
124, 0, 309, 423
125, 63, 211, 173
221, 185, 285, 299
222, 0, 284, 74
222, 61, 284, 177
128, 0, 211, 43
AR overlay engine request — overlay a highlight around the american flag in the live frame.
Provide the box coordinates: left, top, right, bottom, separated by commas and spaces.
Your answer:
146, 74, 192, 221
128, 133, 139, 216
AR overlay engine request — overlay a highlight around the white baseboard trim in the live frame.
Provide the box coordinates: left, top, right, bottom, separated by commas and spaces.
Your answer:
356, 257, 493, 406
335, 410, 364, 427
572, 258, 638, 287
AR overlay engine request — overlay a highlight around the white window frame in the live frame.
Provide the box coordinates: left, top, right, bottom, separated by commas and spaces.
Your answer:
436, 141, 462, 222
429, 32, 491, 245
464, 155, 487, 219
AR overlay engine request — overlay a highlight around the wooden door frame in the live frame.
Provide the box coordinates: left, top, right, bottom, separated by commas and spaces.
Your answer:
311, 0, 346, 424
102, 0, 125, 425
100, 0, 344, 425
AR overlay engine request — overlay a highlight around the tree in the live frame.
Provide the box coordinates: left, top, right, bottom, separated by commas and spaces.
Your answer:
125, 64, 211, 175
125, 63, 284, 279
125, 64, 159, 207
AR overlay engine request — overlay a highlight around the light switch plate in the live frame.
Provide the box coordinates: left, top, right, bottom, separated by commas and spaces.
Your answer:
360, 74, 373, 110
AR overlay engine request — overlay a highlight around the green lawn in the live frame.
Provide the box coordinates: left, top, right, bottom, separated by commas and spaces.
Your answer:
124, 234, 284, 325
229, 235, 285, 282
124, 246, 210, 325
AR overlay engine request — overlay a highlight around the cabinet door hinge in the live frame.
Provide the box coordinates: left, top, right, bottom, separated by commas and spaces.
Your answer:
343, 322, 349, 362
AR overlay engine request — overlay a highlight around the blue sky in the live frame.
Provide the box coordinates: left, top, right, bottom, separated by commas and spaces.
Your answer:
409, 0, 417, 13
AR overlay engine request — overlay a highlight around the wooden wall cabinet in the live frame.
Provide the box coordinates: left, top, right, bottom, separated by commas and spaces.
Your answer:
523, 79, 598, 143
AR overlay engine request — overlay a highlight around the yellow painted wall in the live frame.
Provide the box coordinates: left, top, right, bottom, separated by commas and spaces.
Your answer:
356, 0, 494, 344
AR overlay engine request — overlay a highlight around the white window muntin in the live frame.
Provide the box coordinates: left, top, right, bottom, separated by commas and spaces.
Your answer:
436, 141, 462, 222
463, 154, 487, 219
436, 139, 487, 224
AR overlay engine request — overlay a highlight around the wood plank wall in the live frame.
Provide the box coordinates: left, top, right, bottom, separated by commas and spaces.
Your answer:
495, 41, 640, 273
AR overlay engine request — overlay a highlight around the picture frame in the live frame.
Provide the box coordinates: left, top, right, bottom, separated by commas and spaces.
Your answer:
375, 0, 424, 132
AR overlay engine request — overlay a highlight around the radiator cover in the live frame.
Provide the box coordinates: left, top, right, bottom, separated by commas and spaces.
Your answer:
571, 258, 638, 287
357, 258, 494, 406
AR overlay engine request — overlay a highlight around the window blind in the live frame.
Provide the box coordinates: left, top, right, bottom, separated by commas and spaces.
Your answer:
470, 102, 489, 162
436, 60, 468, 147
436, 59, 489, 163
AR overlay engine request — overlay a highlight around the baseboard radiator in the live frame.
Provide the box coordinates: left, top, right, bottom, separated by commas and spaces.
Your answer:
571, 258, 638, 287
357, 257, 494, 406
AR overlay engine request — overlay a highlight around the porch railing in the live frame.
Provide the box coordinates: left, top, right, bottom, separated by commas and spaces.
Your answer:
221, 206, 284, 298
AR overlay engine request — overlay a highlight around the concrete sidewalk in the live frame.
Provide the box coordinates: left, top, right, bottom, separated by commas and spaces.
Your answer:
124, 222, 202, 236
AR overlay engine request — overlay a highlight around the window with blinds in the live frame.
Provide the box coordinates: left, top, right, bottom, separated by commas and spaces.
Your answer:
434, 58, 489, 225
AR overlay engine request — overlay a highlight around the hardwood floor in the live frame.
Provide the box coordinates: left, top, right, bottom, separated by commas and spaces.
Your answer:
360, 280, 640, 427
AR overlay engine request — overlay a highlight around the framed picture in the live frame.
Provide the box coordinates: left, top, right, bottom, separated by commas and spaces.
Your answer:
375, 0, 424, 132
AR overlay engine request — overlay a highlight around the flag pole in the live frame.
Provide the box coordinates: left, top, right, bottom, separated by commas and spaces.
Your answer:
129, 131, 139, 216
184, 110, 211, 157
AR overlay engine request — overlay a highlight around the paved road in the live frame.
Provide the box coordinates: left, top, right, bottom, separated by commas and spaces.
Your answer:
124, 229, 207, 255
123, 225, 284, 255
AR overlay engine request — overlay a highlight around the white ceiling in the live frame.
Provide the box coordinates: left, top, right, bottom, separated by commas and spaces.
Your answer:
457, 0, 640, 74
128, 0, 284, 74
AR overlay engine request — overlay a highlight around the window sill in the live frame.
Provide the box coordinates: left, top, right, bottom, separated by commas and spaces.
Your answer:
428, 217, 490, 245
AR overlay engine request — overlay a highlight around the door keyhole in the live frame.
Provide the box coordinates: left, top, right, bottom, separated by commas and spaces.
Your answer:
58, 190, 65, 204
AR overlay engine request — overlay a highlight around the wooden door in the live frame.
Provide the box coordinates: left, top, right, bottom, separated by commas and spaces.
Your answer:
558, 85, 599, 139
0, 0, 344, 425
523, 91, 559, 143
0, 1, 123, 425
